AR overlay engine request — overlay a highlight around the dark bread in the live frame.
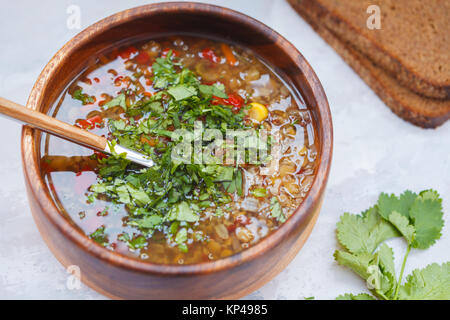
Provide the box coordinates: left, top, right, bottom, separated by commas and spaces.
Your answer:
288, 0, 450, 128
288, 0, 450, 100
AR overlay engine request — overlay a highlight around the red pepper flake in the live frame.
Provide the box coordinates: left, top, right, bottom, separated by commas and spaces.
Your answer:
87, 115, 103, 127
76, 171, 82, 177
75, 115, 103, 130
211, 93, 244, 110
119, 46, 138, 59
75, 119, 92, 130
93, 77, 100, 83
161, 48, 179, 58
135, 51, 151, 65
226, 94, 244, 108
200, 48, 220, 63
114, 76, 123, 86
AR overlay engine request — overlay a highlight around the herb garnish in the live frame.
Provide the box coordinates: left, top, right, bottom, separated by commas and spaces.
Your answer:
72, 88, 95, 105
87, 51, 251, 252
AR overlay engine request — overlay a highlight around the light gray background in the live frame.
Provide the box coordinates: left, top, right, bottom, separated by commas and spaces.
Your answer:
0, 0, 449, 299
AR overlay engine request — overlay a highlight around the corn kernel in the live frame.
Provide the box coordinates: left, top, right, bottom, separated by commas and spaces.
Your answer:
248, 102, 268, 122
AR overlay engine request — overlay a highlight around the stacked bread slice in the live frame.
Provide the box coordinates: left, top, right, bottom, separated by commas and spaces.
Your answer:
288, 0, 450, 128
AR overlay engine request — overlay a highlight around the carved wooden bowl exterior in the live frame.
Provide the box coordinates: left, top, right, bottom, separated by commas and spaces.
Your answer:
21, 2, 333, 299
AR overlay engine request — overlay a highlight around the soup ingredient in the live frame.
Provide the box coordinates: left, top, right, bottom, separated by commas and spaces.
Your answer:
220, 43, 238, 66
335, 189, 449, 300
72, 88, 95, 105
248, 102, 269, 123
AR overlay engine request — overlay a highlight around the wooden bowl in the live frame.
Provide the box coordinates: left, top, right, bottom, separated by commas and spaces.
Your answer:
21, 2, 333, 299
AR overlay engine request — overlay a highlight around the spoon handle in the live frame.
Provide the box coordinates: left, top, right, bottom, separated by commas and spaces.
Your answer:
0, 96, 107, 151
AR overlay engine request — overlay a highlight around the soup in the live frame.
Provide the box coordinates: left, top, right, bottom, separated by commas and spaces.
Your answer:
41, 36, 318, 264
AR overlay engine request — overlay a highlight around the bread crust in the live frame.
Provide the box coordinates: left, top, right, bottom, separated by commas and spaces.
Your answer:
289, 0, 450, 128
288, 0, 450, 100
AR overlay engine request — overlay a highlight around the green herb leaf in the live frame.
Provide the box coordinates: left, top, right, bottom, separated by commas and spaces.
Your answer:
103, 93, 127, 110
89, 226, 108, 247
388, 211, 415, 244
72, 89, 95, 105
168, 85, 197, 101
118, 233, 147, 250
168, 201, 199, 222
409, 191, 444, 249
398, 262, 450, 300
377, 190, 417, 220
336, 207, 399, 255
270, 196, 286, 223
199, 84, 228, 98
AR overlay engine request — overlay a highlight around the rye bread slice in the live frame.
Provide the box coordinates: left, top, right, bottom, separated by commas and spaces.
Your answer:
288, 0, 450, 100
289, 0, 450, 128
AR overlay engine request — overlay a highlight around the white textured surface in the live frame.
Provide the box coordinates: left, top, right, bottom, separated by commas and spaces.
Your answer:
0, 0, 449, 300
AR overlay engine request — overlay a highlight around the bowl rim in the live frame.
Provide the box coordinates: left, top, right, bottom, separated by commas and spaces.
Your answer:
22, 1, 333, 275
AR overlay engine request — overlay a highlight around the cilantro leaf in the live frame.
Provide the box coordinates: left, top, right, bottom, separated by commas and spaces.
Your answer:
168, 85, 197, 101
72, 88, 95, 105
377, 189, 444, 249
334, 250, 374, 280
378, 190, 418, 219
199, 84, 228, 98
175, 228, 189, 253
336, 206, 399, 255
334, 248, 396, 299
134, 215, 163, 229
116, 184, 131, 204
377, 243, 397, 297
168, 201, 199, 222
118, 233, 147, 250
222, 168, 243, 196
125, 184, 151, 205
388, 211, 415, 244
89, 226, 108, 247
103, 93, 127, 110
398, 262, 450, 300
270, 196, 286, 223
409, 192, 444, 249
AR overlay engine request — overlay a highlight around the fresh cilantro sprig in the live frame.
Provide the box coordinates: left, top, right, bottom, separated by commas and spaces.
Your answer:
335, 189, 448, 300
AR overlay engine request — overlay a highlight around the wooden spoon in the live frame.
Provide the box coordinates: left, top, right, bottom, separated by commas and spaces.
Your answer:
0, 97, 154, 167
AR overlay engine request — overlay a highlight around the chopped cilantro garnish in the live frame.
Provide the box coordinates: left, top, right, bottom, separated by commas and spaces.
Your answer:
85, 51, 249, 253
270, 196, 286, 223
103, 93, 127, 110
72, 88, 95, 105
89, 226, 108, 247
